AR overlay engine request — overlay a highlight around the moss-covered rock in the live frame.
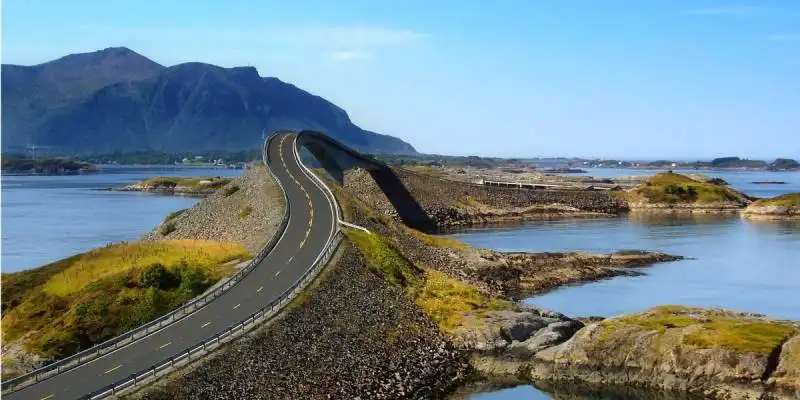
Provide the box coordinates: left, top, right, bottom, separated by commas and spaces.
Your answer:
531, 306, 800, 399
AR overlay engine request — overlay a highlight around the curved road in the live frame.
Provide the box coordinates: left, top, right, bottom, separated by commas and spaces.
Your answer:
8, 133, 336, 400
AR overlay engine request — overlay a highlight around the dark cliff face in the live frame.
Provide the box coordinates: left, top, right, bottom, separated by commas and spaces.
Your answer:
1, 47, 417, 155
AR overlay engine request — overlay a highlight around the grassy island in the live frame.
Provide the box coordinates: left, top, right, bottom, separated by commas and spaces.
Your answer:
135, 176, 231, 190
742, 193, 800, 219
751, 193, 800, 207
1, 240, 249, 359
623, 172, 747, 205
120, 176, 234, 196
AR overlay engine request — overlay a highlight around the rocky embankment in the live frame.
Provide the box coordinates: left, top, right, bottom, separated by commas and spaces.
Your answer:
116, 176, 232, 197
742, 193, 800, 220
343, 167, 628, 228
139, 244, 469, 400
142, 167, 283, 253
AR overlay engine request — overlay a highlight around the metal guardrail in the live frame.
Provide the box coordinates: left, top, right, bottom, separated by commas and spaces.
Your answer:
1, 134, 292, 395
80, 132, 343, 399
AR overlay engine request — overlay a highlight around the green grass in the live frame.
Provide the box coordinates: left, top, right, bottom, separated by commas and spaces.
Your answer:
406, 227, 469, 250
627, 172, 746, 204
164, 208, 187, 222
345, 229, 513, 333
223, 185, 240, 196
345, 229, 422, 287
159, 221, 177, 235
601, 305, 797, 354
1, 240, 250, 358
751, 193, 800, 207
239, 205, 253, 219
140, 176, 231, 190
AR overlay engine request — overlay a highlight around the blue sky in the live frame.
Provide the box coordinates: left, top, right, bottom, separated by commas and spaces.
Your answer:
3, 1, 799, 159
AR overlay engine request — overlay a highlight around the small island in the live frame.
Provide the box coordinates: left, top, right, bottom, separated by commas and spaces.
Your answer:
751, 181, 788, 185
742, 193, 800, 220
617, 172, 749, 212
1, 155, 99, 175
115, 176, 234, 197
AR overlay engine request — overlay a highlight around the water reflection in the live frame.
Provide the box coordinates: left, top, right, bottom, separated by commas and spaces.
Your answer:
458, 380, 702, 400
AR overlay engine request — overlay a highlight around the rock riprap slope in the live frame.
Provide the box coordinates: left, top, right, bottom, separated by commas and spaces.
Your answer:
143, 165, 284, 254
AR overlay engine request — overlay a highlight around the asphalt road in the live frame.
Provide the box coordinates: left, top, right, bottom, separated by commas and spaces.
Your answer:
8, 133, 336, 400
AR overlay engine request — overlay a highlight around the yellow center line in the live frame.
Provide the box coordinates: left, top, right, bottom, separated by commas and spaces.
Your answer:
40, 395, 55, 400
257, 286, 264, 292
104, 365, 122, 374
306, 228, 311, 238
233, 304, 241, 310
159, 342, 172, 349
275, 270, 282, 277
299, 239, 306, 249
201, 321, 211, 328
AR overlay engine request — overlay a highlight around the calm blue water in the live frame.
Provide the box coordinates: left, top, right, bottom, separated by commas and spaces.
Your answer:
1, 166, 242, 273
450, 216, 800, 320
559, 168, 800, 198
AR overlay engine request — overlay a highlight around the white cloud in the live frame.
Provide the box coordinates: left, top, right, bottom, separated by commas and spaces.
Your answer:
687, 6, 762, 16
328, 50, 371, 62
768, 34, 800, 42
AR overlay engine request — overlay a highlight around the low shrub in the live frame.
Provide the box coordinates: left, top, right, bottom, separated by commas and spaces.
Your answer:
223, 185, 240, 196
159, 221, 176, 235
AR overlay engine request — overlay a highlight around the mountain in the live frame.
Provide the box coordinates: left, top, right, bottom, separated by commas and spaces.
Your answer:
1, 47, 416, 155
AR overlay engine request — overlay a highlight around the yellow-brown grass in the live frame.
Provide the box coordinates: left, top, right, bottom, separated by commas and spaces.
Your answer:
1, 240, 249, 359
625, 172, 747, 205
601, 305, 797, 354
43, 240, 249, 297
406, 228, 469, 250
345, 229, 512, 334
